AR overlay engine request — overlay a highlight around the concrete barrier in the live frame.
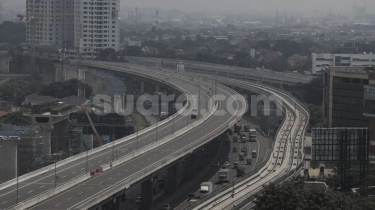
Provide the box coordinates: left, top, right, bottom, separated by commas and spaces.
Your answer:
9, 173, 90, 210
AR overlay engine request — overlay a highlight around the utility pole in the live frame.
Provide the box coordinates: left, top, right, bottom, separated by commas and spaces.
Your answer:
155, 121, 158, 142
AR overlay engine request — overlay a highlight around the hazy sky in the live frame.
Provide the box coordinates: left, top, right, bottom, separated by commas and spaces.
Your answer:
2, 0, 374, 14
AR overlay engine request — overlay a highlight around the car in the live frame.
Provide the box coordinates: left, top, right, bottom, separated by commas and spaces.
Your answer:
221, 165, 228, 169
241, 147, 247, 152
163, 204, 171, 210
218, 158, 222, 163
224, 161, 230, 167
232, 147, 237, 152
213, 161, 220, 167
135, 197, 141, 203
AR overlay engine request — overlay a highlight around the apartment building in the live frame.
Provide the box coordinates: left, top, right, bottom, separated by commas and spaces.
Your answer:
74, 0, 120, 56
26, 0, 120, 56
312, 53, 375, 74
26, 0, 75, 47
323, 66, 372, 128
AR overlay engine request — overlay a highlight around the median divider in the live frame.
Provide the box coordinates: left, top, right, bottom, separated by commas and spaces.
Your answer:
8, 173, 91, 210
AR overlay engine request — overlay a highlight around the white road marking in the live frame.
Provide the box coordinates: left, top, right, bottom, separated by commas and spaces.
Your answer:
2, 201, 7, 204
67, 197, 72, 200
62, 175, 67, 178
39, 185, 45, 189
108, 177, 112, 180
72, 171, 76, 174
28, 190, 33, 194
81, 168, 85, 170
55, 203, 60, 207
89, 187, 93, 190
90, 164, 93, 166
106, 157, 110, 159
117, 173, 121, 176
79, 192, 83, 195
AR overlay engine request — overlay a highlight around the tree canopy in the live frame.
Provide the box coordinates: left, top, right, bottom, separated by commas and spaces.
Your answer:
0, 111, 31, 125
0, 79, 40, 106
0, 21, 26, 44
39, 79, 93, 99
254, 181, 375, 210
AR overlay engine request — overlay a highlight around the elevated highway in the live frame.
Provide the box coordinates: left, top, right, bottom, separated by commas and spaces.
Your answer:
126, 57, 314, 85
177, 72, 309, 210
0, 63, 232, 209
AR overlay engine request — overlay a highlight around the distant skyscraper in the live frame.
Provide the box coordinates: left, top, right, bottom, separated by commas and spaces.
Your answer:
26, 0, 74, 47
25, 0, 120, 56
0, 1, 3, 24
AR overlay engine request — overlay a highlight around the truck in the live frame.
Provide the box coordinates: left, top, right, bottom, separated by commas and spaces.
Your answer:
249, 129, 257, 142
239, 152, 245, 161
218, 169, 230, 183
236, 167, 245, 177
200, 182, 213, 195
244, 125, 250, 132
232, 133, 239, 142
234, 122, 241, 132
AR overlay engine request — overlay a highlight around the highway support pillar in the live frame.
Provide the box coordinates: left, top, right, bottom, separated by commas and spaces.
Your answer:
141, 178, 154, 210
184, 154, 196, 180
166, 164, 179, 194
155, 84, 160, 92
140, 81, 145, 93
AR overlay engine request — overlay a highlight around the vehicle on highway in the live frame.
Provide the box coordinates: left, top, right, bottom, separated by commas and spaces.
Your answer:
218, 158, 222, 163
250, 129, 257, 142
165, 75, 170, 79
136, 197, 141, 203
163, 204, 171, 210
244, 125, 250, 132
234, 122, 242, 132
233, 160, 239, 169
190, 105, 198, 119
213, 161, 220, 167
188, 193, 200, 200
218, 169, 230, 183
252, 150, 257, 158
240, 134, 247, 143
239, 152, 245, 161
241, 147, 247, 152
200, 182, 213, 195
224, 161, 230, 167
226, 157, 230, 162
246, 157, 252, 165
232, 147, 237, 152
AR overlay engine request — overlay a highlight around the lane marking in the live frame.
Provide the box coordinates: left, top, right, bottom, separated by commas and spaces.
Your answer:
28, 190, 33, 194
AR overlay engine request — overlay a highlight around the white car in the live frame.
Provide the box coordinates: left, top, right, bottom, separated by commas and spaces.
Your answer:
135, 197, 141, 203
213, 161, 220, 167
224, 161, 230, 167
163, 204, 171, 210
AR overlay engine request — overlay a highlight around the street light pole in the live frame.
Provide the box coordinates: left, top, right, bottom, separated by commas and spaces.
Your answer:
155, 121, 158, 142
54, 155, 57, 188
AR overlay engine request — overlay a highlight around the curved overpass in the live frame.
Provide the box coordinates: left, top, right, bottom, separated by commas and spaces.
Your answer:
11, 63, 246, 209
0, 63, 235, 209
178, 72, 309, 210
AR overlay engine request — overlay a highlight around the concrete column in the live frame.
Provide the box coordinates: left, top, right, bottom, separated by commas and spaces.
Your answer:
155, 84, 159, 92
184, 154, 195, 180
140, 81, 145, 93
141, 178, 153, 210
0, 137, 19, 182
166, 164, 179, 194
125, 77, 134, 94
40, 125, 54, 158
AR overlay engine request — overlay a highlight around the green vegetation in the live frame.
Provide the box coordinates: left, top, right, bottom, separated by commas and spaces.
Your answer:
0, 79, 40, 106
0, 111, 31, 125
254, 181, 375, 210
0, 21, 26, 44
39, 79, 93, 99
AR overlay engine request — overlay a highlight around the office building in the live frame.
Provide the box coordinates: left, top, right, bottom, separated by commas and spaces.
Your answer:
312, 53, 375, 74
323, 66, 372, 128
26, 0, 120, 56
74, 0, 120, 56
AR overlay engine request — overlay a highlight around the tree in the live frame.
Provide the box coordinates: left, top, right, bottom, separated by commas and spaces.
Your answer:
0, 79, 41, 106
0, 111, 31, 125
96, 48, 120, 61
270, 57, 288, 72
254, 181, 366, 210
0, 21, 26, 44
256, 39, 271, 49
307, 104, 326, 127
123, 46, 142, 57
39, 79, 93, 98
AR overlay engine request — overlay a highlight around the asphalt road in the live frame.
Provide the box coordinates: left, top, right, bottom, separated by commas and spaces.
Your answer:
0, 71, 209, 209
174, 119, 269, 210
28, 74, 245, 209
